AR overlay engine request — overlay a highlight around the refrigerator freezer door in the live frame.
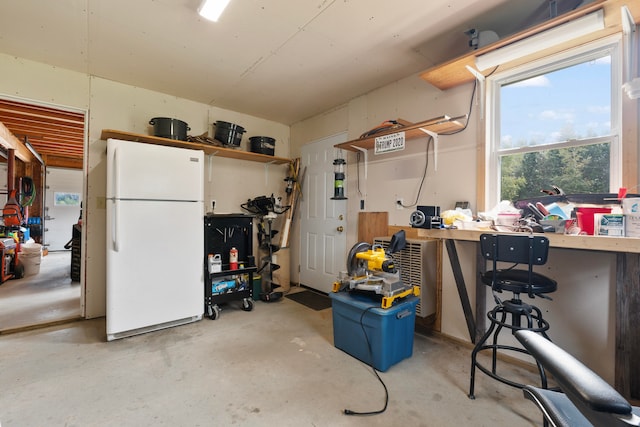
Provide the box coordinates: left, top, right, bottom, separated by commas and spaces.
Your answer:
106, 198, 204, 340
107, 138, 204, 201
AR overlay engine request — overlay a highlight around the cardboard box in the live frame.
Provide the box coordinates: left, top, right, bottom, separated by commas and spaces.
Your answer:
619, 199, 640, 237
329, 292, 418, 372
595, 214, 625, 237
625, 215, 640, 238
622, 198, 640, 215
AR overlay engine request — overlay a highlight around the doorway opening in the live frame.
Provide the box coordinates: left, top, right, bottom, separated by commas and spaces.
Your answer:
0, 97, 86, 333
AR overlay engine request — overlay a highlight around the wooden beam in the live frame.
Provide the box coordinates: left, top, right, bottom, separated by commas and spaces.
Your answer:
41, 154, 83, 169
0, 121, 34, 163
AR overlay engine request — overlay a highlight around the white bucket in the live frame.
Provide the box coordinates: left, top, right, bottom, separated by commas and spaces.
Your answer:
21, 242, 42, 255
20, 251, 42, 276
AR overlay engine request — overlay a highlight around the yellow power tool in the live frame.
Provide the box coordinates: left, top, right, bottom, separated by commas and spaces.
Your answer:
332, 230, 420, 308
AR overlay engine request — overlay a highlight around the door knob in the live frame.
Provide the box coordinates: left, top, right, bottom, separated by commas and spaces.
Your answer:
337, 226, 344, 232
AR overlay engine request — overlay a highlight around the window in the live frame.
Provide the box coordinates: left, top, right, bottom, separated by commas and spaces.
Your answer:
485, 36, 622, 207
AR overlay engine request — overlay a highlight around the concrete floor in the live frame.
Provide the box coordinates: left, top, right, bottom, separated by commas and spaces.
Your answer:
0, 291, 545, 426
0, 251, 81, 332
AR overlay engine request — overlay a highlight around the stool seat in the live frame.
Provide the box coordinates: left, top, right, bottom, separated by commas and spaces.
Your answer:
481, 269, 557, 296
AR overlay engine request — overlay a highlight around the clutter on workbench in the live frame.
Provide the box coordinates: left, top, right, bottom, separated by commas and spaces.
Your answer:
432, 189, 640, 236
622, 198, 640, 237
409, 205, 441, 229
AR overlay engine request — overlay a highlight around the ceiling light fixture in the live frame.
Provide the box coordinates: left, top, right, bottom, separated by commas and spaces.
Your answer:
475, 9, 605, 71
198, 0, 231, 22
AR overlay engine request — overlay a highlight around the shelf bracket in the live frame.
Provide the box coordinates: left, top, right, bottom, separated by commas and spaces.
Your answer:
466, 65, 485, 120
351, 145, 368, 179
207, 153, 216, 182
264, 161, 277, 185
419, 128, 438, 171
207, 152, 220, 183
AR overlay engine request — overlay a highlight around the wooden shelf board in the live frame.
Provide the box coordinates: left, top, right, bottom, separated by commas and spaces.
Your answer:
101, 129, 291, 165
335, 116, 465, 152
420, 0, 611, 90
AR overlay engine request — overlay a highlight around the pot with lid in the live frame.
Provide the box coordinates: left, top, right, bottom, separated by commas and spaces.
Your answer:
249, 136, 275, 156
149, 117, 190, 141
214, 121, 245, 147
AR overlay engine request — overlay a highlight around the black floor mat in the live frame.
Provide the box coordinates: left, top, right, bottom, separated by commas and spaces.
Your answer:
285, 290, 332, 311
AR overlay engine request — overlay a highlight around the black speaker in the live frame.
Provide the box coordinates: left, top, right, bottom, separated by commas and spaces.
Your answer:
409, 205, 442, 229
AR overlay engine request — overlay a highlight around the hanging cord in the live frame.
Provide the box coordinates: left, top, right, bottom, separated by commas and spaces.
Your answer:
442, 65, 498, 136
359, 120, 403, 139
343, 306, 389, 416
20, 177, 36, 207
397, 65, 499, 206
398, 135, 432, 209
356, 151, 363, 197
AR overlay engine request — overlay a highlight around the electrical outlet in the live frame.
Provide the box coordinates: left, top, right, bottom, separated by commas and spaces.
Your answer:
396, 198, 404, 210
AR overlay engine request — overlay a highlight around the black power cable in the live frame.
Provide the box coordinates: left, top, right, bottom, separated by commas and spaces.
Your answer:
398, 64, 500, 207
343, 306, 389, 416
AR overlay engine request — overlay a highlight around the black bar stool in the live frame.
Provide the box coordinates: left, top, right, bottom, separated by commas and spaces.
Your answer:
469, 233, 557, 399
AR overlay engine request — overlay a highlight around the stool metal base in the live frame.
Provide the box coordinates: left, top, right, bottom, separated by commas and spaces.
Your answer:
469, 298, 551, 399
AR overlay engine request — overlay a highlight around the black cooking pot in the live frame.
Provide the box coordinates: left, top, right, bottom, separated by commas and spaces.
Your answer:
249, 136, 275, 156
214, 121, 245, 147
149, 117, 190, 141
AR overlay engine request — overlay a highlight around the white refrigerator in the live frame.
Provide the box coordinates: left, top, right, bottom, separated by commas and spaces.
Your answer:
106, 138, 204, 341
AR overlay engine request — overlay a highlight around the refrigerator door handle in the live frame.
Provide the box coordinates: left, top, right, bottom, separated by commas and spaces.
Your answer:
111, 199, 120, 252
111, 144, 120, 199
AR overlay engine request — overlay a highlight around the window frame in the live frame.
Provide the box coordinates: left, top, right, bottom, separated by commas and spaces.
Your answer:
484, 35, 623, 208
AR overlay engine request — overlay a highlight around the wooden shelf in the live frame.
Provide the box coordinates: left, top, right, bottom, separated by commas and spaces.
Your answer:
101, 129, 291, 165
420, 0, 612, 90
334, 116, 465, 152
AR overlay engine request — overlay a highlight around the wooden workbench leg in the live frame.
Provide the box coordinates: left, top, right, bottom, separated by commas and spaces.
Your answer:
615, 252, 640, 401
444, 239, 476, 343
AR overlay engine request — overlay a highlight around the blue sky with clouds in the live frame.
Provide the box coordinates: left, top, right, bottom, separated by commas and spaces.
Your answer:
500, 55, 611, 148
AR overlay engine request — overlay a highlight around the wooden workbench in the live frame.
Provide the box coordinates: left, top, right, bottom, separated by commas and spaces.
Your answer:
411, 228, 640, 401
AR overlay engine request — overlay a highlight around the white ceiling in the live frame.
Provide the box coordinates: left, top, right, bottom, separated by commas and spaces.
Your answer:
0, 0, 589, 125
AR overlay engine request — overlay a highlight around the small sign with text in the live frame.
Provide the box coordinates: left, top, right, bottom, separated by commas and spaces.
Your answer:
374, 132, 405, 155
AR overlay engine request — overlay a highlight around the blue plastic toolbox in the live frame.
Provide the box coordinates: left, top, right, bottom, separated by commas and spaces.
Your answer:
329, 291, 418, 372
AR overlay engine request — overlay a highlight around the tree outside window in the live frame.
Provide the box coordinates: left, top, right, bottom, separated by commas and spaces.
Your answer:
488, 39, 621, 206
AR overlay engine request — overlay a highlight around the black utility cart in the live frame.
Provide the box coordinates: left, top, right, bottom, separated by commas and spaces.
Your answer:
203, 213, 256, 320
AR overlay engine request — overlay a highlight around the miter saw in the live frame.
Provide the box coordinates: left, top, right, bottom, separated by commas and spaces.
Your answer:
332, 230, 420, 309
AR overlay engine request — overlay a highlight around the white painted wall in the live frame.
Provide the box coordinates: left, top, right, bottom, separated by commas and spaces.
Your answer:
0, 52, 290, 319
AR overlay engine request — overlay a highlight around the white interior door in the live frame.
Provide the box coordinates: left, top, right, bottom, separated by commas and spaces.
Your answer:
44, 167, 83, 251
299, 133, 347, 293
